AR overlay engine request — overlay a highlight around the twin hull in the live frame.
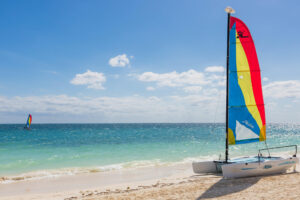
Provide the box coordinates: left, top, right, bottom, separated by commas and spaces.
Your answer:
192, 157, 299, 178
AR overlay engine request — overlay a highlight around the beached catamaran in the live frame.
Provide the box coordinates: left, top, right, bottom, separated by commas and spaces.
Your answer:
193, 7, 298, 178
24, 114, 32, 130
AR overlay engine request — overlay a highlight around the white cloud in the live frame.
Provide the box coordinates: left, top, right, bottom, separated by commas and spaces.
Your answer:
113, 74, 120, 79
206, 74, 226, 86
148, 96, 160, 102
135, 68, 226, 95
0, 92, 225, 123
263, 77, 269, 81
170, 93, 224, 108
263, 80, 300, 99
137, 70, 209, 87
1, 78, 300, 123
146, 86, 155, 91
0, 95, 162, 115
205, 66, 225, 73
109, 54, 130, 67
70, 70, 106, 90
183, 86, 202, 93
202, 88, 223, 96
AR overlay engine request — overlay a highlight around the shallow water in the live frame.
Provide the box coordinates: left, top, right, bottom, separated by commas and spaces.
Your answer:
0, 123, 299, 179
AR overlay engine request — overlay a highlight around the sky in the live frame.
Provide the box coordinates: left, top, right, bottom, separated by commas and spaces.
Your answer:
0, 0, 300, 123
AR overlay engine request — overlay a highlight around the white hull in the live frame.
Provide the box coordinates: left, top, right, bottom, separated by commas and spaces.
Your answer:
193, 156, 299, 178
222, 156, 299, 178
192, 161, 218, 174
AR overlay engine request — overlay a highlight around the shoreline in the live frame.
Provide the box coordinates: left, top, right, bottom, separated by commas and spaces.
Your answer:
0, 162, 300, 200
0, 162, 194, 200
0, 159, 200, 184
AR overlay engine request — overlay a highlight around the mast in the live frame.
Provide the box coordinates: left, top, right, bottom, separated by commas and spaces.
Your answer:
225, 7, 235, 163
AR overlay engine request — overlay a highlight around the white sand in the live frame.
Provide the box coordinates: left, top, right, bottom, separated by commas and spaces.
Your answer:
0, 163, 193, 200
1, 163, 300, 200
85, 172, 300, 200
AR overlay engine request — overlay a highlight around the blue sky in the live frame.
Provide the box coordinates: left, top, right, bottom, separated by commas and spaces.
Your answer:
0, 0, 300, 123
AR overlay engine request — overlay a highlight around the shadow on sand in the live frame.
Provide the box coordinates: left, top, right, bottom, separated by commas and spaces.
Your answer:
197, 176, 261, 199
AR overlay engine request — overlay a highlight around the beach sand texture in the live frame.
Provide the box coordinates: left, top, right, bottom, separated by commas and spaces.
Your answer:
1, 163, 300, 200
73, 173, 300, 200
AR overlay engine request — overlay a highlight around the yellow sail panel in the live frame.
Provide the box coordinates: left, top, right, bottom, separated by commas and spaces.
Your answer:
228, 17, 266, 145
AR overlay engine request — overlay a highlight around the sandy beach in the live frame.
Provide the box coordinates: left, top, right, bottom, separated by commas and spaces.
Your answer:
1, 163, 300, 200
86, 173, 300, 200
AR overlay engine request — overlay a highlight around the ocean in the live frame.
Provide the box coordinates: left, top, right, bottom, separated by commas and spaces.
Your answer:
0, 123, 299, 181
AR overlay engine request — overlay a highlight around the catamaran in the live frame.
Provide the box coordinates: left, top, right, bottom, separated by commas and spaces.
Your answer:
192, 7, 298, 178
24, 114, 32, 130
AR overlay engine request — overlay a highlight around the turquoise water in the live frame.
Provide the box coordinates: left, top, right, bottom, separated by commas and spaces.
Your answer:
0, 123, 299, 178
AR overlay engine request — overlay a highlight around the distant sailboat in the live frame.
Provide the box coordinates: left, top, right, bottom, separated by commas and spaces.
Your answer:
192, 7, 298, 178
24, 114, 32, 130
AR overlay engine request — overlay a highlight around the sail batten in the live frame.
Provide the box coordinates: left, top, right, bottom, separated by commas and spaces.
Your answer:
228, 17, 266, 145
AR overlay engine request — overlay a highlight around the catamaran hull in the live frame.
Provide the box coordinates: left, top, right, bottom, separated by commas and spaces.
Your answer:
192, 161, 218, 174
192, 157, 299, 178
221, 157, 299, 179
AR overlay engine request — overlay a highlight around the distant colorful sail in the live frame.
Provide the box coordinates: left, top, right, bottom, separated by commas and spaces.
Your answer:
25, 114, 32, 129
228, 17, 266, 145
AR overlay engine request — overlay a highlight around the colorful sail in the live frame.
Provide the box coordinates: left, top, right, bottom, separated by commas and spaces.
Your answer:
25, 114, 32, 129
228, 17, 266, 145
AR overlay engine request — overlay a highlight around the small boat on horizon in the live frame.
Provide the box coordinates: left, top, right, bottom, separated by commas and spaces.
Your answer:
24, 114, 32, 130
192, 7, 298, 178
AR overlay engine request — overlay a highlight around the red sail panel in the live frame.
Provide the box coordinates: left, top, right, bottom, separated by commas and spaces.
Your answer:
230, 17, 265, 126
